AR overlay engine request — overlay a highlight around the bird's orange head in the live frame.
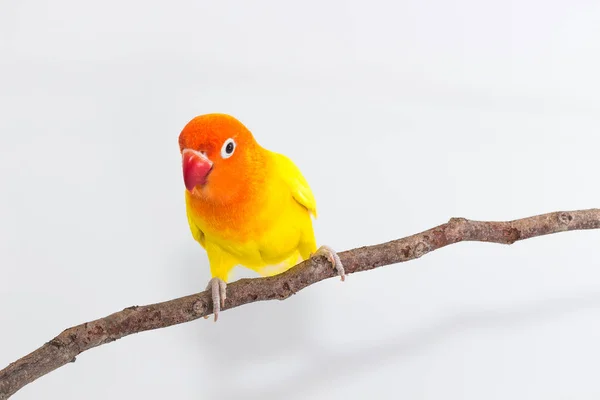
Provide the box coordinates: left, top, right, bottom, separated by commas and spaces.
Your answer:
178, 113, 264, 201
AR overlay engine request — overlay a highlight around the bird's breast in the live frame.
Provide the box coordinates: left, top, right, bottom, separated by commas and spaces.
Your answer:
186, 181, 311, 264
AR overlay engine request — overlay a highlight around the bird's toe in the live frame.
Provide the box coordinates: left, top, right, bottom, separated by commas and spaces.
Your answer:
206, 277, 227, 321
314, 245, 346, 281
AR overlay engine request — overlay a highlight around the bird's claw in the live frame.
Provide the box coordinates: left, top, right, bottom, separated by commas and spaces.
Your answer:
205, 277, 227, 322
312, 245, 346, 281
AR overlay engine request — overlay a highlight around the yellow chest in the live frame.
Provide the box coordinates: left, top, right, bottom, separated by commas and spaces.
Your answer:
185, 175, 313, 265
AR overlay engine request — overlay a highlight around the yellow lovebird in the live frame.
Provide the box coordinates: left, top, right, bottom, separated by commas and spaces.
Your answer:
179, 113, 345, 320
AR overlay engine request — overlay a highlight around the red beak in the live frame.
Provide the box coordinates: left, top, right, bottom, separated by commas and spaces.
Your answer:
182, 149, 213, 191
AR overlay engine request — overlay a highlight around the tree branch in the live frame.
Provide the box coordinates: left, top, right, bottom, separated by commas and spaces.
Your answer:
2, 208, 600, 399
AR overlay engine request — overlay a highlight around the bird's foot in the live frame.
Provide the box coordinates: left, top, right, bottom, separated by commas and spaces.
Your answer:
311, 245, 346, 281
203, 277, 227, 322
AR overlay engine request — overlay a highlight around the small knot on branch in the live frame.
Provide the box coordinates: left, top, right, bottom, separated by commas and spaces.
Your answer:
558, 212, 573, 226
282, 281, 296, 296
47, 338, 63, 348
448, 217, 467, 225
192, 300, 208, 316
503, 227, 521, 244
413, 242, 430, 258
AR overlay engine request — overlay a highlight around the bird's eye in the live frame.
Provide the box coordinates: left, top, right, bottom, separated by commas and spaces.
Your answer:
221, 138, 236, 159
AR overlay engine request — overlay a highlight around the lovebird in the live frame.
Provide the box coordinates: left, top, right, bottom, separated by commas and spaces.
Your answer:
178, 113, 345, 321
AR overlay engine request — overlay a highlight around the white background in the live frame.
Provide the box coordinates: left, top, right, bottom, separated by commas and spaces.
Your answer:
2, 0, 600, 399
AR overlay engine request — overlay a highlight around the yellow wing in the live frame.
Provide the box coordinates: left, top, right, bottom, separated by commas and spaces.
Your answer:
271, 152, 317, 218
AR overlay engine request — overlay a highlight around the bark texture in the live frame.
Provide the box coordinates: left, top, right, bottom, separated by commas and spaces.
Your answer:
1, 208, 600, 399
